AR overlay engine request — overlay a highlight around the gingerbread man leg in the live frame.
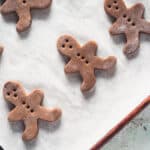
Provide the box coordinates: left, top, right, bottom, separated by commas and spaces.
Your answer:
22, 118, 38, 141
80, 69, 96, 91
38, 107, 62, 122
124, 31, 139, 55
0, 0, 16, 13
16, 7, 31, 32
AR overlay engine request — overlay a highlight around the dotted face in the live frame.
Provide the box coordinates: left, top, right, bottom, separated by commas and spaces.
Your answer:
61, 39, 74, 51
107, 0, 120, 11
4, 84, 19, 100
105, 0, 127, 19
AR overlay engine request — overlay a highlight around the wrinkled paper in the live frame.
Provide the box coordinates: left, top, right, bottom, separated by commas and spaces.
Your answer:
0, 0, 150, 149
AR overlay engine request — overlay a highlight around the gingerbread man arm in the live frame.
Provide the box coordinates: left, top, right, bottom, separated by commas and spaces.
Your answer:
123, 31, 139, 55
0, 0, 16, 13
64, 59, 79, 73
37, 106, 62, 122
16, 7, 31, 32
129, 3, 144, 18
104, 0, 127, 18
8, 106, 25, 121
81, 41, 97, 56
22, 118, 38, 141
140, 20, 150, 34
29, 0, 52, 9
92, 56, 117, 70
57, 35, 80, 58
80, 68, 96, 91
27, 90, 44, 106
3, 81, 26, 106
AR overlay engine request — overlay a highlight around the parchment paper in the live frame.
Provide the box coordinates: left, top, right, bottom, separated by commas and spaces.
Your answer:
0, 0, 150, 149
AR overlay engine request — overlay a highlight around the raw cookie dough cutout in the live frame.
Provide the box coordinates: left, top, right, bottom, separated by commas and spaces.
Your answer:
3, 81, 62, 141
0, 0, 52, 32
57, 35, 117, 92
104, 0, 150, 57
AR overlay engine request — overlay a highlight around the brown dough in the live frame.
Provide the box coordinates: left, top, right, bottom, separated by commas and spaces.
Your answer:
57, 35, 117, 92
0, 0, 52, 32
104, 0, 150, 56
3, 81, 62, 141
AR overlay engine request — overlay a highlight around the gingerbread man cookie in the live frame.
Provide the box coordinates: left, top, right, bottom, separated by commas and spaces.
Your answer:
0, 0, 52, 32
57, 35, 117, 92
104, 0, 150, 56
3, 81, 62, 140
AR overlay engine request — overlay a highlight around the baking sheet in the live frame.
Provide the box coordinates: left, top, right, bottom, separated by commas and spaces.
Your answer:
0, 0, 150, 150
102, 104, 150, 150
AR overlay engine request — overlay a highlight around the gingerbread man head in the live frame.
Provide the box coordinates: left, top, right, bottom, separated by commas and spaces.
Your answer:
104, 0, 127, 18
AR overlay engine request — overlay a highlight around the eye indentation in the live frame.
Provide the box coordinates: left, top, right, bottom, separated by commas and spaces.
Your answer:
26, 105, 30, 109
62, 44, 65, 48
108, 5, 111, 8
128, 18, 131, 22
13, 88, 17, 92
77, 53, 80, 56
14, 94, 17, 97
123, 14, 127, 18
22, 0, 26, 4
30, 109, 34, 113
66, 39, 69, 42
81, 56, 85, 59
69, 45, 73, 49
86, 60, 89, 64
132, 22, 136, 26
7, 92, 10, 96
115, 6, 119, 10
114, 0, 117, 4
22, 101, 26, 105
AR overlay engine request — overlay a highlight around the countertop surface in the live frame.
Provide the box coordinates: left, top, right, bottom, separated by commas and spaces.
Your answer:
102, 104, 150, 150
0, 0, 150, 150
